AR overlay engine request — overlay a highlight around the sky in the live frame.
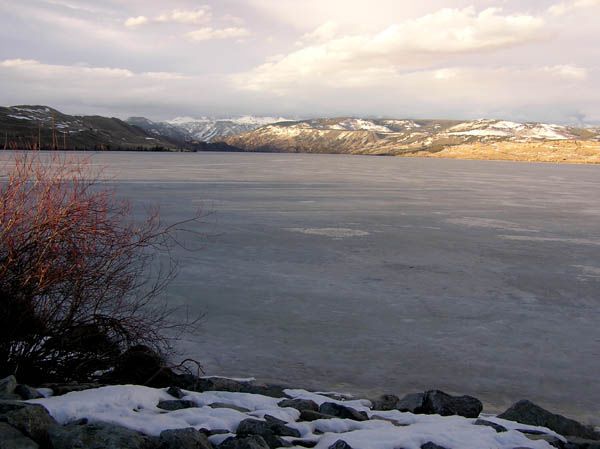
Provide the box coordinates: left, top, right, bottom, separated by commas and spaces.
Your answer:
0, 0, 598, 123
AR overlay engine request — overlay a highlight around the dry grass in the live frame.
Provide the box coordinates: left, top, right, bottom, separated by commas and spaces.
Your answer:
403, 140, 600, 164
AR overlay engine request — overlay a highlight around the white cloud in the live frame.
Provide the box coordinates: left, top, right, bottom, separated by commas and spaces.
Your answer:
234, 7, 546, 92
548, 0, 600, 16
124, 16, 148, 27
155, 8, 211, 25
186, 27, 250, 42
544, 65, 588, 80
297, 21, 339, 44
124, 7, 211, 27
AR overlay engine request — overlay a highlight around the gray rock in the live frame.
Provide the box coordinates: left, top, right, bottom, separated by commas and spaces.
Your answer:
14, 386, 43, 401
0, 377, 19, 400
0, 422, 39, 449
396, 393, 426, 413
318, 403, 368, 421
277, 399, 319, 412
370, 394, 400, 411
422, 390, 482, 418
236, 416, 299, 446
524, 433, 565, 448
290, 439, 318, 448
166, 386, 185, 399
328, 441, 353, 449
0, 401, 57, 445
40, 383, 102, 396
48, 422, 155, 449
157, 400, 197, 411
236, 419, 300, 448
159, 428, 213, 449
200, 429, 229, 436
218, 435, 270, 449
421, 443, 449, 449
263, 415, 300, 437
208, 403, 250, 413
498, 400, 600, 440
299, 410, 336, 422
396, 390, 482, 418
564, 436, 600, 449
186, 377, 285, 398
474, 419, 508, 433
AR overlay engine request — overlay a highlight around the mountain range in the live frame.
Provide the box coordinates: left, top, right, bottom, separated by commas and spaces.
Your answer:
1, 105, 599, 162
222, 117, 600, 155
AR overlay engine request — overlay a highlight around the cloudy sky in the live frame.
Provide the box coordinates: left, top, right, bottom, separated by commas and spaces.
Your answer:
0, 0, 598, 123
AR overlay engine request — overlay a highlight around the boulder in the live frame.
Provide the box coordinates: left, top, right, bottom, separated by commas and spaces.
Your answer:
166, 386, 185, 399
48, 422, 156, 449
524, 433, 565, 448
422, 390, 482, 418
236, 416, 300, 448
39, 383, 101, 396
157, 400, 197, 411
277, 399, 319, 412
329, 441, 353, 449
14, 385, 43, 401
370, 394, 400, 411
564, 436, 600, 449
474, 419, 508, 433
159, 428, 213, 449
290, 439, 318, 448
396, 393, 426, 413
0, 422, 39, 449
299, 410, 337, 422
318, 403, 368, 421
177, 377, 287, 399
421, 443, 450, 449
498, 400, 600, 440
0, 401, 57, 445
207, 403, 250, 413
236, 416, 299, 447
263, 415, 300, 437
218, 435, 270, 449
0, 376, 19, 400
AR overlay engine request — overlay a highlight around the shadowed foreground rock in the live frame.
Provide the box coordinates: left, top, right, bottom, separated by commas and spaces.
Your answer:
48, 422, 156, 449
158, 428, 213, 449
396, 390, 483, 418
499, 400, 600, 440
217, 435, 270, 449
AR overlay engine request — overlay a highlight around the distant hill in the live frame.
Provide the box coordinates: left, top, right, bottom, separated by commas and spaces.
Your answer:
221, 117, 600, 156
0, 106, 180, 151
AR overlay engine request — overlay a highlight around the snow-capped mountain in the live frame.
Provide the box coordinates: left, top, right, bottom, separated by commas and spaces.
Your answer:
128, 116, 289, 143
222, 117, 598, 155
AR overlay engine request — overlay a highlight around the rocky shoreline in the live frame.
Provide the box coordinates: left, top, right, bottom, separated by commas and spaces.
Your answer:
2, 370, 599, 449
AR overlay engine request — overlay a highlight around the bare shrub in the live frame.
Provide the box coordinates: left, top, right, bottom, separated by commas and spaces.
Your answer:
0, 151, 201, 383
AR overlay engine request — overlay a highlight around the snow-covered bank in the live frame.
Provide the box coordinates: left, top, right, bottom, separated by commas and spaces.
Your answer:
12, 382, 593, 449
2, 373, 599, 449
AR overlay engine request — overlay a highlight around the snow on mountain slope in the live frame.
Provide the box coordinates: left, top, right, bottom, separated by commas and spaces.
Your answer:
164, 116, 289, 142
445, 119, 574, 140
222, 117, 593, 156
330, 118, 393, 132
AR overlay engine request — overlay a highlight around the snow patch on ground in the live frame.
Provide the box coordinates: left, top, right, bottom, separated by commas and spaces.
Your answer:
29, 385, 557, 449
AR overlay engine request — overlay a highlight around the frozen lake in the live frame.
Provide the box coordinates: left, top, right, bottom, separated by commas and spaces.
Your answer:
27, 152, 600, 420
